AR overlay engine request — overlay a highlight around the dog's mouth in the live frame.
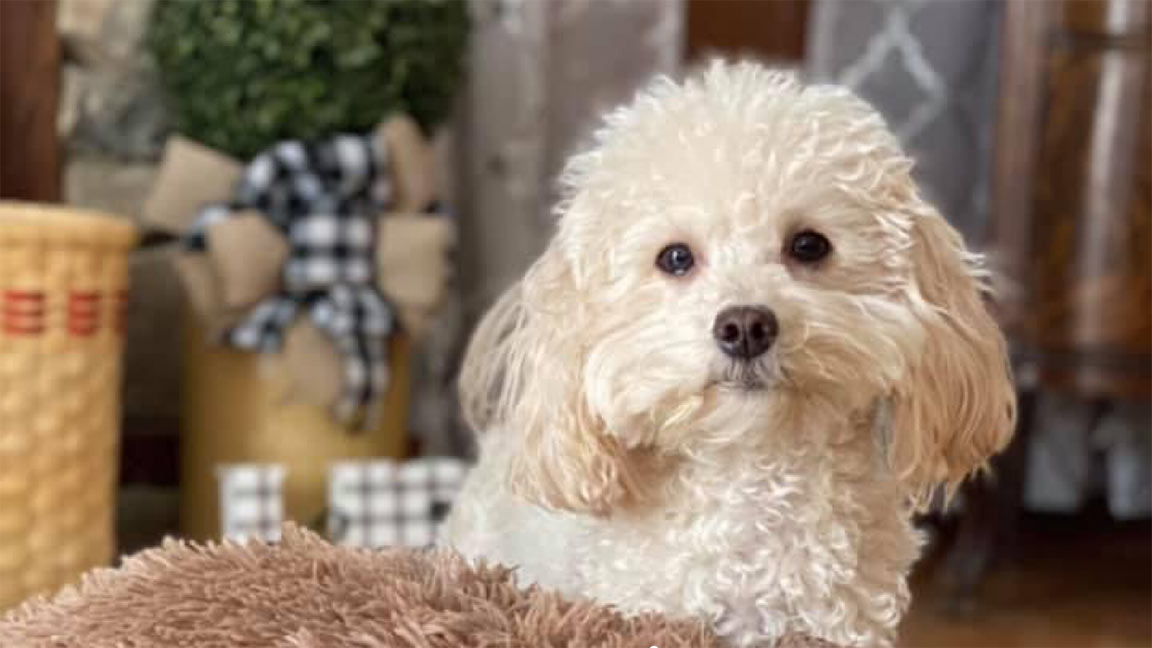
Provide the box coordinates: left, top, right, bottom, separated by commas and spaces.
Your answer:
723, 378, 767, 392
717, 363, 773, 392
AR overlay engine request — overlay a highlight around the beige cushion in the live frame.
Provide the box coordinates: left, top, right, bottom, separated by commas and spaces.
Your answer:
172, 252, 244, 340
278, 318, 345, 411
375, 116, 436, 213
143, 136, 243, 235
376, 214, 455, 339
206, 211, 289, 310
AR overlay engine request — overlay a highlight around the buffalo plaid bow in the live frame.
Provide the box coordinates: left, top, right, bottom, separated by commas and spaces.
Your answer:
186, 133, 396, 428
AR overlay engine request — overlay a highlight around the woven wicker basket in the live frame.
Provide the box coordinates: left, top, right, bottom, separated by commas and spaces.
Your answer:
0, 202, 136, 610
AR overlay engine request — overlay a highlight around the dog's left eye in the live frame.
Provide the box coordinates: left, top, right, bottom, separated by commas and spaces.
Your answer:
656, 243, 695, 276
787, 230, 832, 263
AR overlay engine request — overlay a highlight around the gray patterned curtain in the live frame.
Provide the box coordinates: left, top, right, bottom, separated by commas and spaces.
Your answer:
806, 0, 1002, 244
806, 0, 1150, 519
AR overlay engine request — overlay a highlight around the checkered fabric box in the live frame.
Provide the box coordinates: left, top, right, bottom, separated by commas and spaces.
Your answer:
217, 464, 286, 543
328, 458, 468, 548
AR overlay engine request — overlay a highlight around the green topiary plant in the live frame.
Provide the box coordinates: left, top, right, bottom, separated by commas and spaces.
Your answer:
149, 0, 469, 159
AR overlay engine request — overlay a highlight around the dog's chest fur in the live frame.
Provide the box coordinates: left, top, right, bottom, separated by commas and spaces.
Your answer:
443, 428, 920, 648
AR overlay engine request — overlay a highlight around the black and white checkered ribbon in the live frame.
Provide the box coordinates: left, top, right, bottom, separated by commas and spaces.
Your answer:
186, 133, 396, 427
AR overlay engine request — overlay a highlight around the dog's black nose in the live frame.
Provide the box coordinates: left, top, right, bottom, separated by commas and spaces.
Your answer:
712, 305, 778, 360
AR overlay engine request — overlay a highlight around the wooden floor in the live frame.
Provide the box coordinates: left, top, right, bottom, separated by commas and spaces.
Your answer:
901, 511, 1152, 647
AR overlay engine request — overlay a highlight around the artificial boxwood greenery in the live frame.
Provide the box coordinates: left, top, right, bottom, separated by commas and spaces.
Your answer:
150, 0, 469, 159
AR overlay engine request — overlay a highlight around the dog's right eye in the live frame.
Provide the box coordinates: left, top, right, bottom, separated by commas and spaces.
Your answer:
656, 243, 695, 276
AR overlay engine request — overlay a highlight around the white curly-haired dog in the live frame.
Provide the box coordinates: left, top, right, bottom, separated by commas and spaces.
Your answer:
442, 61, 1015, 647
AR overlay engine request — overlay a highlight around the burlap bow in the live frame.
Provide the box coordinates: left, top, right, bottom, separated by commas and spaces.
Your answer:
144, 115, 454, 430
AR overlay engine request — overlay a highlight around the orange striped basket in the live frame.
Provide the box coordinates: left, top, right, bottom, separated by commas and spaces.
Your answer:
0, 202, 136, 610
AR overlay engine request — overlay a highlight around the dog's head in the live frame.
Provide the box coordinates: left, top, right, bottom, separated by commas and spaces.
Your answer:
460, 62, 1015, 514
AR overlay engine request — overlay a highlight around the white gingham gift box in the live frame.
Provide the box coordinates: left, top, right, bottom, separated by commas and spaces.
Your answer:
216, 463, 286, 542
328, 458, 468, 548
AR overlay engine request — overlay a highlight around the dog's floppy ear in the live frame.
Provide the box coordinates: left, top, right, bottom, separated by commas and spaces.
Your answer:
888, 199, 1016, 505
459, 243, 641, 515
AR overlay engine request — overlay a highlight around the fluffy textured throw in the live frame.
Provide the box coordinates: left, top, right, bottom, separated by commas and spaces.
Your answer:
0, 525, 838, 648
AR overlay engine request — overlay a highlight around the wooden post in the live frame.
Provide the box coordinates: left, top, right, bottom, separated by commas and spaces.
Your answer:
686, 0, 811, 63
0, 0, 62, 202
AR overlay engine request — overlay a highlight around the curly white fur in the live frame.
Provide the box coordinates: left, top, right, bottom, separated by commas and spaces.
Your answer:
442, 61, 1016, 647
